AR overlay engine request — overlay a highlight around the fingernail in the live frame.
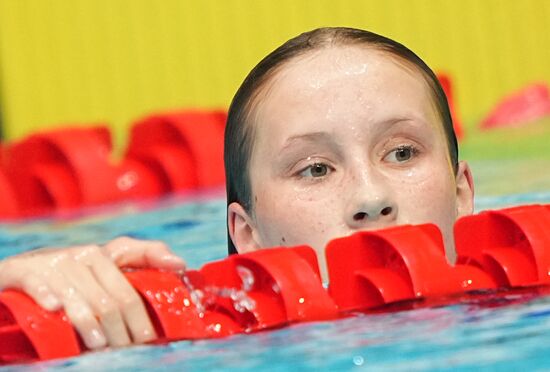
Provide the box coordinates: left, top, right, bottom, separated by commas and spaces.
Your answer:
161, 255, 185, 266
85, 329, 107, 349
136, 327, 157, 343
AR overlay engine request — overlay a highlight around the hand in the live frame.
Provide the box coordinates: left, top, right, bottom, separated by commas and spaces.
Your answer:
0, 237, 186, 350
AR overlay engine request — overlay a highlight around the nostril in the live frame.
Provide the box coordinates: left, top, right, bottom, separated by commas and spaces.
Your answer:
353, 212, 367, 221
381, 207, 393, 216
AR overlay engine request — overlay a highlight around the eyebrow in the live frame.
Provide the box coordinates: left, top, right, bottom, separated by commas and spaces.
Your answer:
277, 118, 432, 157
278, 132, 335, 155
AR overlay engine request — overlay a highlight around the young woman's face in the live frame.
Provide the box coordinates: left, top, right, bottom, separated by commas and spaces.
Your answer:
228, 46, 473, 279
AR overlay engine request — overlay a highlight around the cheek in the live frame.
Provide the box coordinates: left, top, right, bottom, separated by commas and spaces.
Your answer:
394, 162, 457, 228
252, 180, 344, 249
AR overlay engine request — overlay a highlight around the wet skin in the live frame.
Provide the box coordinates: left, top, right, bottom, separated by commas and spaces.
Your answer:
228, 46, 474, 280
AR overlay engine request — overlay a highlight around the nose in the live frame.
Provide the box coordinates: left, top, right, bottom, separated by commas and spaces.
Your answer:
345, 171, 397, 229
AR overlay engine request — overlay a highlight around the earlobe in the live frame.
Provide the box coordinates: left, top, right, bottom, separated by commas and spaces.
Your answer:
455, 161, 475, 218
227, 202, 262, 254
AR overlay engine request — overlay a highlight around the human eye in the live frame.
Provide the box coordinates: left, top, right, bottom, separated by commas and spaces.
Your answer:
384, 145, 419, 163
298, 162, 333, 178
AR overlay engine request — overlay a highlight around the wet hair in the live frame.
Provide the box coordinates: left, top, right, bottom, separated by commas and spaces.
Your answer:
224, 27, 459, 255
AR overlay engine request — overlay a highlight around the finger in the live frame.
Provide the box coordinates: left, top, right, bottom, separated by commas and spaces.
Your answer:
0, 259, 16, 287
104, 237, 186, 270
59, 260, 131, 347
20, 274, 62, 311
0, 260, 62, 311
44, 269, 107, 350
85, 249, 157, 344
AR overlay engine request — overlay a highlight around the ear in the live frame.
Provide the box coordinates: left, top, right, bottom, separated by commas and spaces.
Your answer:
455, 160, 474, 218
227, 202, 262, 254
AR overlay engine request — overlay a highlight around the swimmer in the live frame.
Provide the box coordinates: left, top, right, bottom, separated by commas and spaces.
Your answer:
225, 27, 473, 279
0, 27, 474, 350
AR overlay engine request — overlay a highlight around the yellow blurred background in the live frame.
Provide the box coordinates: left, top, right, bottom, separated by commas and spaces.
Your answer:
0, 0, 549, 152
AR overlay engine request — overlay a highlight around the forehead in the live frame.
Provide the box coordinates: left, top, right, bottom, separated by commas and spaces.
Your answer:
268, 46, 422, 95
250, 45, 439, 146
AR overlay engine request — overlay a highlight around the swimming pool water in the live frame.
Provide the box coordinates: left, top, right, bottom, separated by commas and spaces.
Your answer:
1, 160, 550, 371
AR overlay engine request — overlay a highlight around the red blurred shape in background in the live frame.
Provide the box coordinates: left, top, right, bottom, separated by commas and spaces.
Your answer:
5, 127, 112, 216
0, 144, 19, 217
481, 82, 550, 129
0, 109, 228, 218
127, 110, 226, 192
438, 73, 464, 140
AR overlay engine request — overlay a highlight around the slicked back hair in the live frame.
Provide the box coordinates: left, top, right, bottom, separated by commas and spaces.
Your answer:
224, 27, 458, 255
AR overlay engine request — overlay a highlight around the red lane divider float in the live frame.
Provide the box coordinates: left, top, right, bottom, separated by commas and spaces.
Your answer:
326, 224, 495, 312
1, 204, 550, 364
0, 110, 227, 218
455, 204, 550, 287
0, 144, 19, 217
127, 110, 226, 191
6, 127, 115, 215
481, 82, 550, 129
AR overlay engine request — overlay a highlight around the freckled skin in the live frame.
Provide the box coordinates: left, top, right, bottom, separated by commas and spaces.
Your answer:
231, 46, 473, 281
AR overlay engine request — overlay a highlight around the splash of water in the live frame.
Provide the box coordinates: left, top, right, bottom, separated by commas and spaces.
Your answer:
180, 265, 257, 317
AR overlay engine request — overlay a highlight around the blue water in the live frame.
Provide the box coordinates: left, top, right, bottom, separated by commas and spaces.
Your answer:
2, 160, 550, 371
